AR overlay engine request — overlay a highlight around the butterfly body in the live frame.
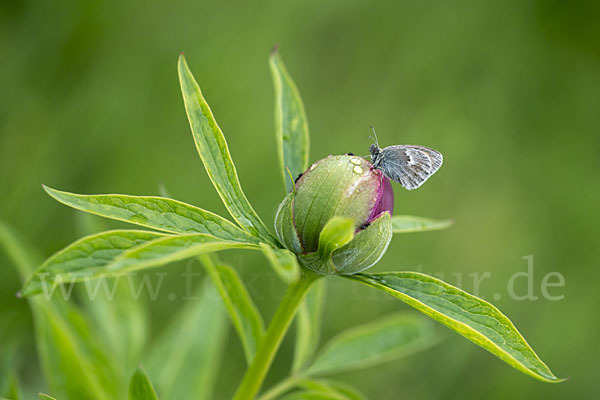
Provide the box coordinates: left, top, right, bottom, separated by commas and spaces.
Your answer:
369, 144, 443, 190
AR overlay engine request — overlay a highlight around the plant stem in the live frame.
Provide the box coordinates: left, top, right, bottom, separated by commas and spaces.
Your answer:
233, 269, 320, 400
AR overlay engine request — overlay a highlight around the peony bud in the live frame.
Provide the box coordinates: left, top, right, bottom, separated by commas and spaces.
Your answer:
275, 154, 394, 274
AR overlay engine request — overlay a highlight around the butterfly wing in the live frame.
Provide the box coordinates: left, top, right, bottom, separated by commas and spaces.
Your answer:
378, 145, 443, 190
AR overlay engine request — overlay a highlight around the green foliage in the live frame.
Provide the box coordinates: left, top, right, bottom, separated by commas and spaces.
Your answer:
4, 373, 23, 400
1, 45, 561, 400
200, 253, 265, 364
144, 279, 228, 400
78, 277, 148, 381
270, 47, 310, 192
128, 368, 159, 400
391, 215, 453, 233
43, 186, 260, 242
21, 230, 166, 296
1, 221, 121, 400
305, 313, 438, 376
259, 243, 300, 283
297, 380, 365, 400
293, 279, 326, 373
22, 232, 259, 296
279, 391, 344, 400
177, 55, 277, 246
346, 272, 562, 382
316, 217, 355, 261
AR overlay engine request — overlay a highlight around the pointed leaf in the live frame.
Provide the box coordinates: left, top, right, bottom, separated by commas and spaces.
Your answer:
391, 215, 452, 233
270, 47, 310, 192
1, 221, 120, 399
317, 217, 354, 260
280, 391, 345, 400
106, 233, 259, 275
200, 254, 264, 364
145, 279, 228, 400
293, 279, 326, 373
298, 380, 365, 400
5, 373, 23, 400
21, 230, 166, 296
346, 272, 563, 382
306, 312, 437, 376
43, 186, 258, 243
129, 367, 159, 400
23, 233, 260, 295
259, 243, 300, 283
31, 298, 122, 399
79, 278, 149, 378
74, 217, 149, 378
39, 395, 57, 400
178, 55, 278, 245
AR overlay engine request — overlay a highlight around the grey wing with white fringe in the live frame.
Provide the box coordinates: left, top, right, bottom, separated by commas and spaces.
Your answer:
377, 145, 443, 190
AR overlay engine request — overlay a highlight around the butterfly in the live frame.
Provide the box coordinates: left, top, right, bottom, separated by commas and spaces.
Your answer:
368, 129, 443, 190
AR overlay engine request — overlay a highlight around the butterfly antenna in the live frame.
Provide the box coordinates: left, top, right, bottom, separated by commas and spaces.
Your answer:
369, 125, 379, 147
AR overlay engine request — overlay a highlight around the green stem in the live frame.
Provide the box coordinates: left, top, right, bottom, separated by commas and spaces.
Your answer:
233, 269, 319, 400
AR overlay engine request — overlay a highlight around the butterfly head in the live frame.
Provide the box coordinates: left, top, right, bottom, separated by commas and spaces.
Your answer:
369, 144, 380, 159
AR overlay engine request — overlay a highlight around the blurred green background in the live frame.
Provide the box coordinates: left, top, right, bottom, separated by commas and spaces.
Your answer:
1, 0, 599, 398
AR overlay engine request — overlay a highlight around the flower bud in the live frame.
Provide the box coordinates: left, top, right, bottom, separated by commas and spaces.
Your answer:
275, 155, 394, 274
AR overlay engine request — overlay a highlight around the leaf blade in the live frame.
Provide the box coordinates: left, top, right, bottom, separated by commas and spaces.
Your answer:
128, 367, 159, 400
21, 230, 167, 296
305, 312, 438, 376
270, 48, 310, 192
0, 221, 120, 399
178, 55, 277, 245
347, 272, 563, 382
200, 254, 265, 364
298, 380, 365, 400
293, 279, 326, 373
108, 233, 259, 275
43, 186, 258, 243
145, 279, 228, 400
317, 217, 354, 260
259, 243, 300, 283
391, 215, 452, 233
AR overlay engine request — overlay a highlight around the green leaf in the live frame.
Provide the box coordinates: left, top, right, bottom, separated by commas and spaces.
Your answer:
293, 279, 326, 373
274, 191, 304, 255
305, 312, 437, 376
178, 54, 278, 246
259, 243, 300, 283
103, 233, 259, 275
200, 254, 264, 364
317, 217, 354, 260
39, 395, 57, 400
129, 367, 159, 400
298, 380, 365, 400
23, 232, 260, 295
79, 278, 149, 379
346, 272, 563, 383
298, 217, 355, 274
1, 221, 120, 399
43, 186, 258, 243
145, 279, 228, 400
279, 391, 345, 400
0, 220, 41, 281
270, 47, 310, 192
21, 230, 167, 296
391, 215, 452, 233
32, 299, 122, 399
5, 372, 23, 400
